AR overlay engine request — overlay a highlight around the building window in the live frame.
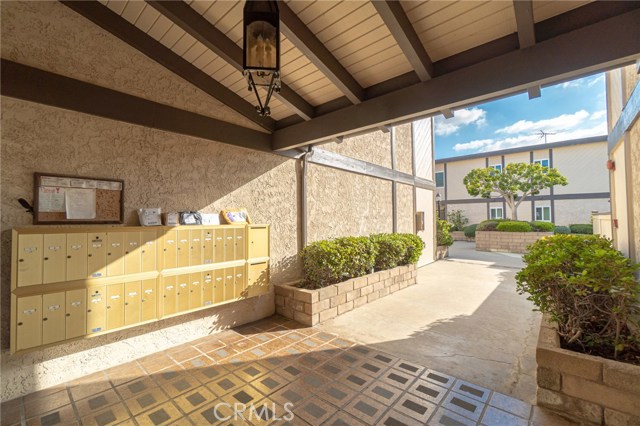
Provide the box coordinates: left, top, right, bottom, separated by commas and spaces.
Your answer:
534, 159, 549, 168
535, 206, 551, 221
490, 207, 503, 220
435, 171, 444, 187
491, 164, 502, 172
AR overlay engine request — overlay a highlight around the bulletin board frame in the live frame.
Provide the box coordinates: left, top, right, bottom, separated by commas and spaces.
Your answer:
33, 172, 124, 225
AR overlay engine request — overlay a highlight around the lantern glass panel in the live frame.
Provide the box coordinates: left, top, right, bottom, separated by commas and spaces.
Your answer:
246, 21, 277, 70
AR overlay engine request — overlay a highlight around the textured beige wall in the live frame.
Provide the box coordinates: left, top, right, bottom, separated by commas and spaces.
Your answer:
631, 120, 640, 263
552, 142, 609, 195
623, 66, 640, 102
553, 199, 611, 227
0, 1, 263, 132
447, 202, 487, 225
446, 158, 486, 199
321, 130, 391, 168
397, 184, 414, 233
504, 152, 531, 165
395, 124, 414, 174
306, 165, 393, 241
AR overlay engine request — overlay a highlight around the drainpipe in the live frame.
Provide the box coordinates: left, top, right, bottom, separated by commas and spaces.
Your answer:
300, 146, 313, 249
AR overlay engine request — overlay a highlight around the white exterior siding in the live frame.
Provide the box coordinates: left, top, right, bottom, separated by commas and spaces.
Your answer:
552, 144, 609, 195
554, 199, 611, 227
446, 158, 486, 200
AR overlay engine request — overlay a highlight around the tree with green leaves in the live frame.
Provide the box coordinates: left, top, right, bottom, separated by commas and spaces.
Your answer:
463, 162, 568, 220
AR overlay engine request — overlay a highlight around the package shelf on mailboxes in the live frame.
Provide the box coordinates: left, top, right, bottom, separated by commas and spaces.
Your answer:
10, 224, 270, 353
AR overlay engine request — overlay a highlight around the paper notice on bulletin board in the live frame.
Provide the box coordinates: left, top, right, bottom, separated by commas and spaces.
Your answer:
65, 188, 96, 219
38, 187, 66, 212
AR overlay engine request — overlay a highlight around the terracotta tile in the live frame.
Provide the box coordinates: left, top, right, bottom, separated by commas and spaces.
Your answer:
26, 404, 78, 426
392, 359, 425, 378
234, 362, 269, 382
68, 371, 109, 387
115, 377, 158, 400
228, 338, 261, 353
246, 398, 291, 426
250, 372, 289, 396
138, 354, 177, 375
179, 354, 214, 371
392, 393, 437, 423
316, 360, 349, 381
270, 383, 310, 407
189, 400, 235, 425
105, 361, 147, 387
367, 351, 400, 367
189, 364, 229, 386
193, 339, 226, 354
376, 409, 426, 426
259, 338, 293, 353
24, 389, 71, 418
81, 402, 131, 426
332, 351, 364, 368
344, 395, 388, 425
74, 388, 121, 418
296, 372, 330, 392
1, 401, 23, 426
221, 353, 254, 371
207, 373, 246, 396
352, 359, 390, 379
313, 382, 358, 409
339, 371, 376, 392
173, 386, 217, 414
363, 381, 404, 406
135, 401, 182, 426
429, 407, 477, 426
216, 331, 246, 345
123, 386, 169, 416
206, 347, 239, 364
248, 332, 277, 344
324, 411, 367, 426
151, 365, 188, 386
69, 380, 112, 402
167, 417, 194, 426
165, 346, 202, 363
380, 369, 417, 391
220, 385, 264, 407
22, 386, 65, 404
275, 363, 311, 383
406, 379, 447, 406
279, 331, 306, 345
163, 375, 200, 399
293, 398, 336, 426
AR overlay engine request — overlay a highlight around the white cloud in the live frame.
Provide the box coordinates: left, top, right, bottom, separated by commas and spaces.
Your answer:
590, 110, 606, 120
495, 110, 590, 135
559, 74, 604, 89
452, 122, 607, 153
434, 107, 487, 136
587, 75, 605, 87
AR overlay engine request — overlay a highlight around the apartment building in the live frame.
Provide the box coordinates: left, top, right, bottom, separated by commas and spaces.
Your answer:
435, 136, 610, 226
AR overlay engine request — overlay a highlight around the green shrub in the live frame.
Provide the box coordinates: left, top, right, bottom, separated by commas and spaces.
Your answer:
530, 221, 555, 232
554, 226, 571, 234
463, 224, 477, 238
436, 220, 454, 247
516, 235, 640, 359
301, 236, 375, 289
496, 221, 532, 232
477, 221, 499, 232
446, 210, 469, 231
395, 233, 425, 264
370, 234, 406, 270
570, 224, 593, 234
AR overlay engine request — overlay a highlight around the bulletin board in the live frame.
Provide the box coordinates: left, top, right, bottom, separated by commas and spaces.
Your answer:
33, 173, 124, 224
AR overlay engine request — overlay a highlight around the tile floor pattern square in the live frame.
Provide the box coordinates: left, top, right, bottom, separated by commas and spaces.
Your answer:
4, 315, 555, 426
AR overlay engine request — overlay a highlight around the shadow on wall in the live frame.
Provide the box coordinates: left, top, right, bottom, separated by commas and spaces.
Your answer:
0, 104, 303, 352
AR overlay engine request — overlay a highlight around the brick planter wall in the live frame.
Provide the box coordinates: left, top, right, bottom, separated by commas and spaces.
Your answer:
475, 230, 552, 254
435, 246, 449, 260
452, 231, 473, 241
274, 264, 417, 326
536, 317, 640, 425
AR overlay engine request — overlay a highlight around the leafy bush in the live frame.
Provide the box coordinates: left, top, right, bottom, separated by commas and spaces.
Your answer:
370, 234, 405, 270
301, 236, 375, 289
477, 221, 500, 232
530, 221, 555, 232
554, 226, 571, 234
570, 224, 593, 234
446, 210, 469, 231
395, 233, 425, 264
496, 221, 532, 232
464, 224, 478, 238
436, 220, 454, 247
516, 235, 640, 359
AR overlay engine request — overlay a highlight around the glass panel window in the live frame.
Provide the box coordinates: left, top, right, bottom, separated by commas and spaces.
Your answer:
490, 207, 503, 220
534, 159, 549, 168
535, 206, 551, 221
491, 164, 502, 173
435, 171, 444, 188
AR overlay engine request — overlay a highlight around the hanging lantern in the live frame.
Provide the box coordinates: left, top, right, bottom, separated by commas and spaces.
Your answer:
243, 0, 281, 117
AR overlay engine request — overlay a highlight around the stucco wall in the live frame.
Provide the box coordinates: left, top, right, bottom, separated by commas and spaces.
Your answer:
395, 124, 414, 174
397, 184, 414, 233
553, 143, 609, 195
321, 130, 391, 168
446, 158, 486, 200
631, 111, 640, 263
306, 165, 393, 241
553, 199, 611, 227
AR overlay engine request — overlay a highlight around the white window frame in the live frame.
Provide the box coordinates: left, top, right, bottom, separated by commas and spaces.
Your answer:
535, 206, 551, 222
534, 159, 549, 168
491, 164, 502, 173
490, 207, 503, 220
435, 171, 445, 188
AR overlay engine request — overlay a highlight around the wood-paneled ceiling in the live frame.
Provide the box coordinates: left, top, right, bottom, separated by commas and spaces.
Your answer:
61, 0, 640, 152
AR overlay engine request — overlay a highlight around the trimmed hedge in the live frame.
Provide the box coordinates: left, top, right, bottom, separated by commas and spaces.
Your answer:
477, 221, 500, 232
436, 220, 454, 247
496, 221, 532, 232
530, 221, 555, 232
570, 224, 593, 234
301, 233, 424, 289
554, 226, 571, 234
464, 224, 478, 238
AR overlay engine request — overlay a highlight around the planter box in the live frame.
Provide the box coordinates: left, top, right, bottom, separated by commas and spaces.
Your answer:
536, 317, 640, 425
475, 230, 552, 254
436, 245, 449, 260
452, 231, 473, 241
274, 264, 417, 326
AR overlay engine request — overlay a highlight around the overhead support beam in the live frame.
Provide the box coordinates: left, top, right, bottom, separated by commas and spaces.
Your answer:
272, 9, 640, 151
147, 1, 315, 121
527, 86, 542, 99
372, 0, 434, 81
441, 109, 454, 119
0, 60, 277, 153
513, 0, 536, 49
60, 0, 274, 132
279, 2, 364, 104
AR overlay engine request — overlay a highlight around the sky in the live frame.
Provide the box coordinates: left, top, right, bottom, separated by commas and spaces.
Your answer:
433, 73, 607, 160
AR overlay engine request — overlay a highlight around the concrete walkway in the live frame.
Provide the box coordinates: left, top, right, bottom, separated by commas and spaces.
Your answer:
318, 242, 541, 404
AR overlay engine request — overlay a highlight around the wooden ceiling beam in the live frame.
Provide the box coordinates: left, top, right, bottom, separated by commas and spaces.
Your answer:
272, 9, 640, 150
279, 2, 364, 104
372, 0, 434, 82
147, 0, 315, 121
60, 0, 275, 132
513, 0, 541, 100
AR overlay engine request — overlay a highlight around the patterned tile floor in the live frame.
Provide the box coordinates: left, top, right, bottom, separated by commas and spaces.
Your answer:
1, 315, 572, 426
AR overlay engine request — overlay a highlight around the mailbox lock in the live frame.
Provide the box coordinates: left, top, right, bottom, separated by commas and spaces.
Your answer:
88, 254, 92, 257
67, 255, 71, 259
43, 318, 48, 321
125, 302, 129, 306
44, 257, 49, 261
66, 313, 71, 317
18, 322, 23, 326
108, 252, 111, 256
87, 309, 92, 313
19, 259, 24, 263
